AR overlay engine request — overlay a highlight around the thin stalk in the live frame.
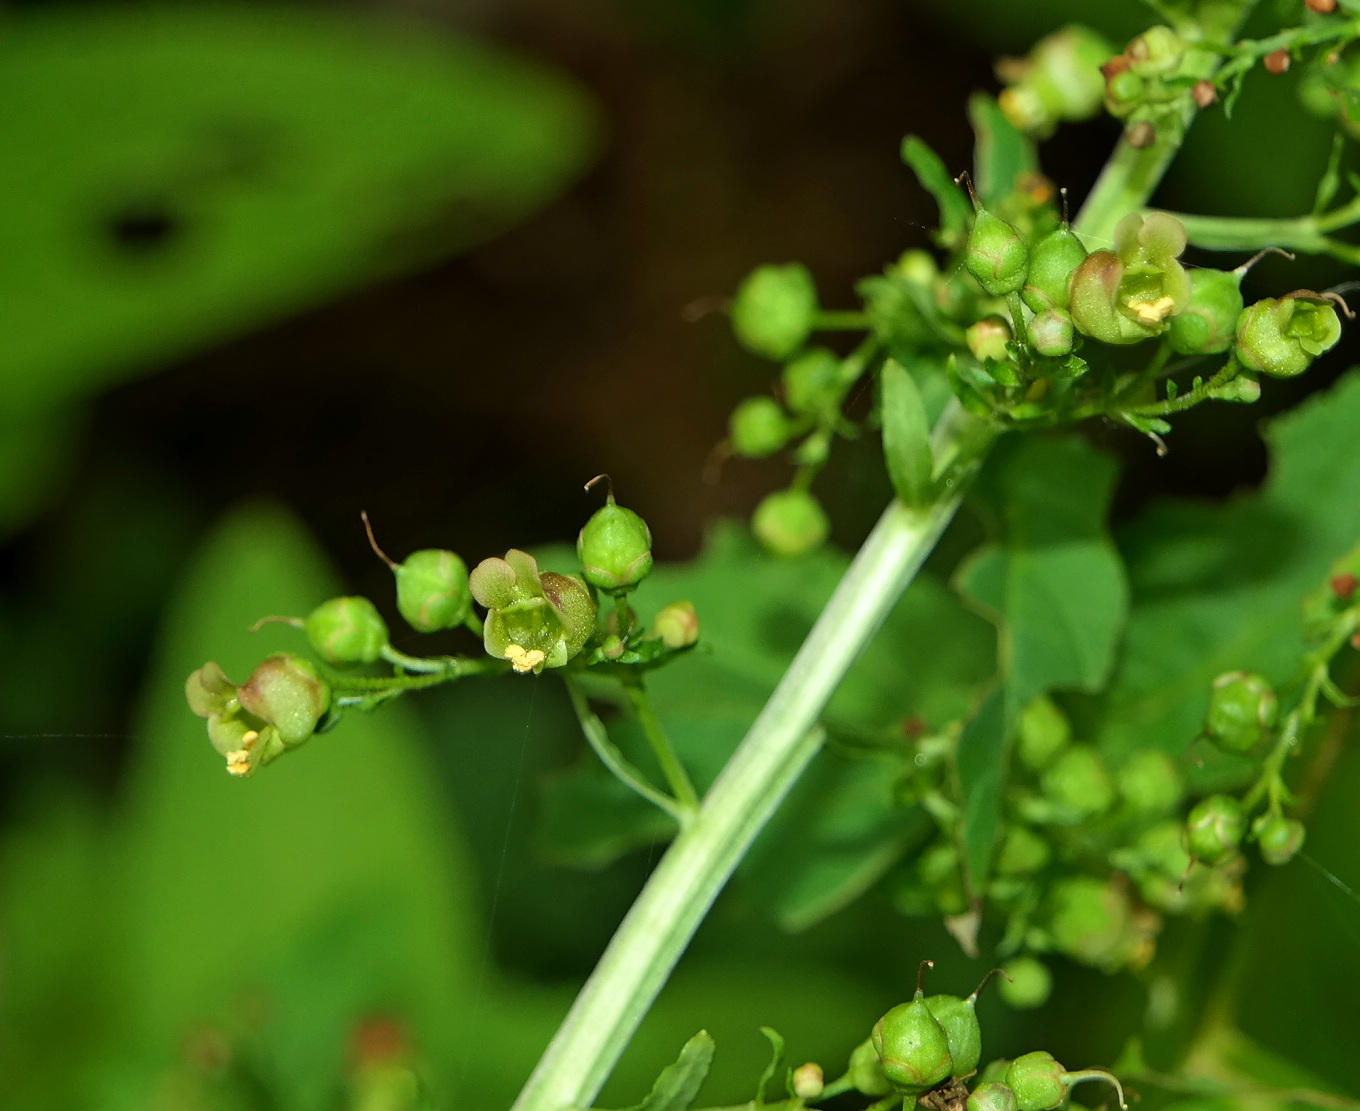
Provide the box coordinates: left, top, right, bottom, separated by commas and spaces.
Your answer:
622, 674, 700, 813
510, 401, 996, 1111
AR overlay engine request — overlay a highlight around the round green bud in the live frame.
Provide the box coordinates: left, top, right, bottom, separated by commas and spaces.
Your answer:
1005, 1052, 1067, 1111
305, 596, 389, 666
731, 263, 818, 360
871, 999, 954, 1095
236, 654, 331, 748
730, 396, 793, 458
652, 600, 699, 649
923, 993, 981, 1077
791, 1063, 824, 1101
1205, 670, 1277, 754
1103, 62, 1145, 119
1253, 813, 1305, 866
1022, 226, 1088, 313
966, 209, 1030, 297
967, 315, 1013, 362
1117, 749, 1182, 813
1127, 25, 1186, 77
847, 1037, 893, 1097
782, 347, 842, 417
1236, 292, 1343, 378
1041, 745, 1114, 818
1028, 308, 1075, 357
998, 957, 1052, 1010
1046, 876, 1137, 970
752, 489, 829, 558
578, 501, 654, 595
395, 549, 471, 633
968, 1081, 1019, 1111
1017, 696, 1071, 771
995, 824, 1051, 876
1166, 268, 1243, 355
1186, 794, 1246, 864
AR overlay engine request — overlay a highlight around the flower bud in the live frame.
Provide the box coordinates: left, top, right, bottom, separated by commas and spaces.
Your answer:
1186, 794, 1246, 864
996, 823, 1051, 875
752, 489, 829, 558
1017, 696, 1071, 771
1022, 226, 1088, 312
1235, 291, 1343, 377
652, 600, 699, 649
731, 263, 818, 360
871, 999, 954, 1094
1117, 749, 1182, 813
578, 500, 654, 596
1253, 813, 1305, 865
923, 992, 982, 1076
1041, 745, 1115, 818
847, 1037, 893, 1097
730, 396, 793, 458
966, 209, 1030, 296
305, 596, 389, 666
1127, 25, 1186, 77
998, 26, 1113, 136
1005, 1052, 1067, 1111
394, 549, 471, 633
792, 1063, 824, 1101
470, 549, 597, 672
967, 315, 1013, 362
1166, 268, 1244, 355
998, 957, 1052, 1010
969, 1081, 1020, 1111
1028, 309, 1076, 357
782, 347, 842, 417
1204, 671, 1277, 754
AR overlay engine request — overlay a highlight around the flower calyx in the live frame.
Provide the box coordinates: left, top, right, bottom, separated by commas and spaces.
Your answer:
469, 549, 596, 673
1069, 211, 1190, 344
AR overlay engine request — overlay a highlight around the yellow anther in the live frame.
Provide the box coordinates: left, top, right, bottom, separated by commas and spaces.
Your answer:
1129, 295, 1175, 324
240, 729, 260, 750
505, 644, 547, 674
225, 749, 252, 777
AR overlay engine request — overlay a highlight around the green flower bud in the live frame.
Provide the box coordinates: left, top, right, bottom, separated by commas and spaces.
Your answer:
1117, 749, 1182, 813
731, 263, 818, 360
1005, 1052, 1067, 1111
1102, 57, 1146, 119
1041, 745, 1114, 818
305, 596, 389, 666
966, 210, 1030, 296
652, 600, 699, 649
998, 957, 1051, 1010
998, 26, 1113, 137
394, 549, 471, 633
1204, 671, 1277, 754
996, 824, 1051, 875
791, 1063, 824, 1101
730, 397, 793, 458
1017, 696, 1071, 771
1046, 876, 1140, 970
1235, 291, 1343, 378
847, 1037, 893, 1097
967, 315, 1013, 362
783, 347, 842, 416
1069, 212, 1190, 345
1253, 813, 1306, 866
752, 489, 829, 558
1186, 794, 1246, 864
871, 999, 954, 1095
187, 656, 332, 778
470, 549, 597, 672
969, 1081, 1019, 1111
923, 993, 982, 1077
1166, 269, 1243, 355
578, 500, 654, 596
1127, 25, 1186, 77
1022, 226, 1088, 312
1028, 309, 1075, 357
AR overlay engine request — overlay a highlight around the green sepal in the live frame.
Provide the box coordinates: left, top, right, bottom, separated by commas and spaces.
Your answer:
881, 359, 934, 508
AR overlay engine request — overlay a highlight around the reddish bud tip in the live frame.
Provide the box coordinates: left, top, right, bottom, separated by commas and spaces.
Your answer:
1264, 49, 1291, 75
1332, 573, 1358, 600
1306, 0, 1337, 13
1192, 80, 1218, 108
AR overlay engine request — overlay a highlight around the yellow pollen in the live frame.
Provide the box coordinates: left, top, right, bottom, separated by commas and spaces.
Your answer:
505, 644, 546, 674
240, 729, 260, 750
225, 749, 251, 777
1129, 295, 1175, 324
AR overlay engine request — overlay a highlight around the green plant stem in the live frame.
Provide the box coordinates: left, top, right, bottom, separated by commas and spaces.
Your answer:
510, 401, 995, 1111
622, 674, 700, 813
562, 674, 687, 824
1168, 197, 1360, 263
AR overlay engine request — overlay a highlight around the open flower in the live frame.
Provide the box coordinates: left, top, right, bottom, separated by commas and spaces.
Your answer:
1069, 211, 1191, 344
469, 549, 596, 673
185, 655, 331, 777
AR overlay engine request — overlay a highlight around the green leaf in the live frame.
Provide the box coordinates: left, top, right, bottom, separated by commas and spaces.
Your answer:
901, 135, 972, 248
954, 434, 1128, 885
969, 92, 1038, 207
615, 1031, 716, 1111
881, 359, 935, 508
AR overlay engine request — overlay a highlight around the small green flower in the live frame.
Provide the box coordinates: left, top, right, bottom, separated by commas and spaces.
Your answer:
469, 549, 596, 673
1235, 291, 1343, 377
1069, 212, 1191, 344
